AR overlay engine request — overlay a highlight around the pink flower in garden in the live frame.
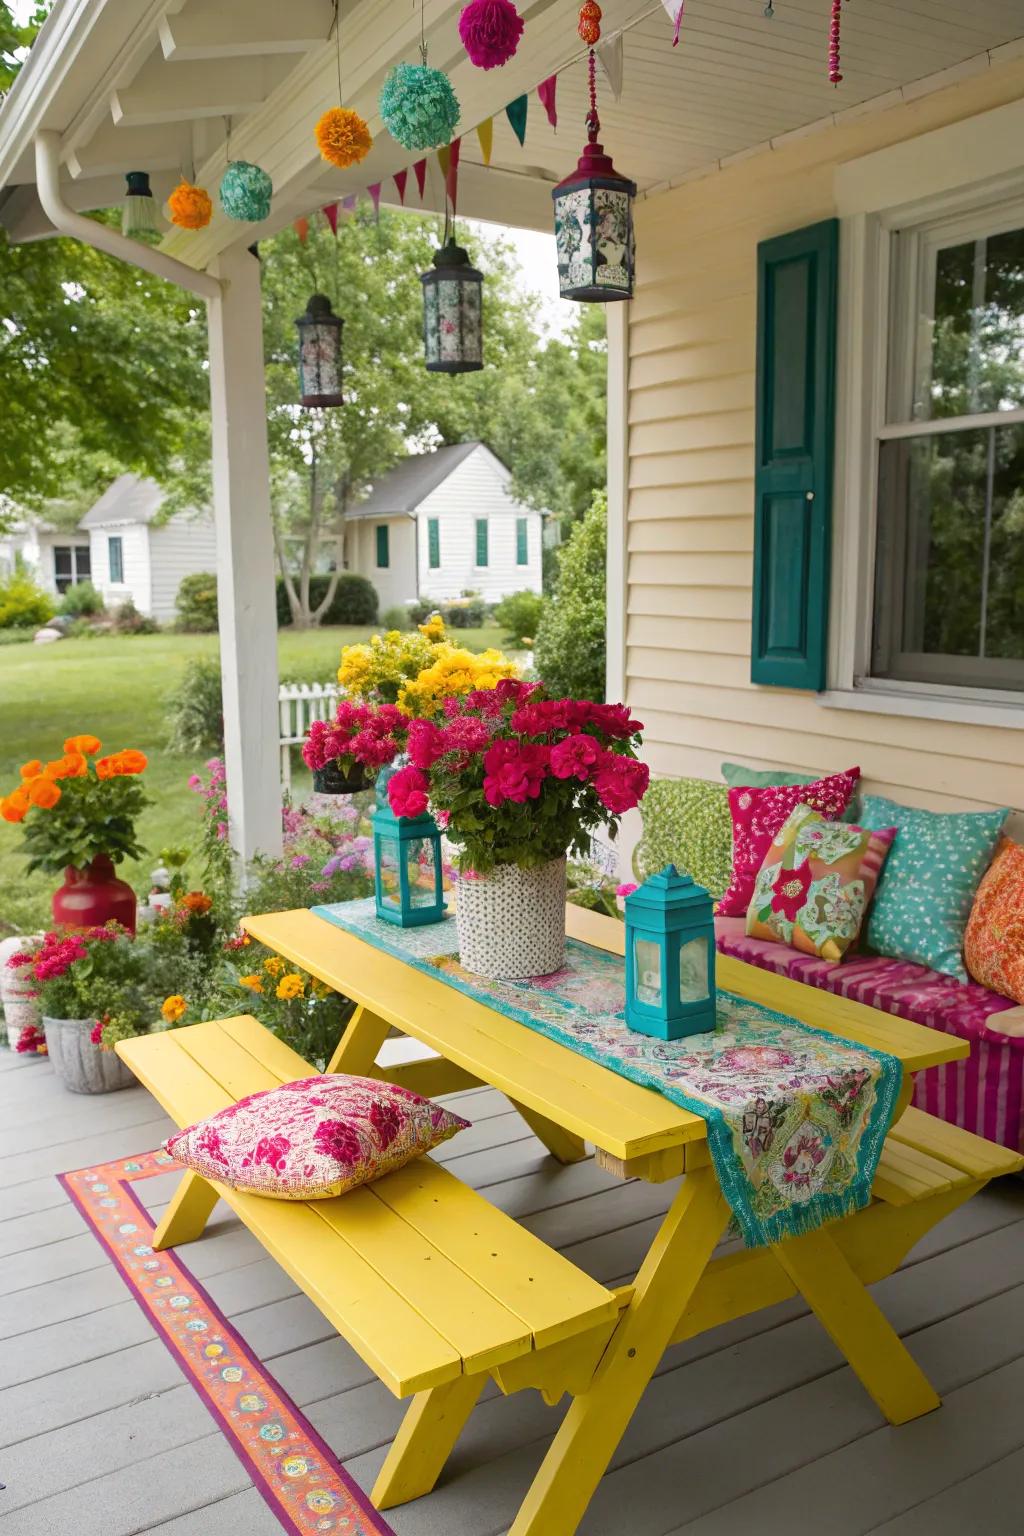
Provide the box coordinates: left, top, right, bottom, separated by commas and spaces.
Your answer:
592, 755, 650, 814
89, 1019, 104, 1045
388, 765, 430, 819
187, 774, 202, 791
407, 719, 446, 769
550, 733, 601, 781
616, 882, 639, 899
483, 743, 549, 807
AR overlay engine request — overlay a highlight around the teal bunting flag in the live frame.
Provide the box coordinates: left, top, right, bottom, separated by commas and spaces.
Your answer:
505, 94, 528, 146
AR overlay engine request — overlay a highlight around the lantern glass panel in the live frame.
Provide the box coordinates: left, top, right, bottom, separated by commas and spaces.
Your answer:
405, 837, 439, 909
593, 188, 632, 290
633, 935, 663, 1008
301, 323, 342, 399
378, 834, 402, 912
679, 936, 710, 1005
425, 278, 482, 370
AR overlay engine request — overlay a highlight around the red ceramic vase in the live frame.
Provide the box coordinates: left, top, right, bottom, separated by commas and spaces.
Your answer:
52, 854, 137, 935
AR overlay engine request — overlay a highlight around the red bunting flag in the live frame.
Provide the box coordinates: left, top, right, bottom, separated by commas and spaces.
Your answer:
413, 158, 427, 199
321, 202, 339, 234
294, 216, 309, 243
393, 168, 408, 204
538, 75, 557, 128
368, 181, 381, 221
446, 136, 461, 212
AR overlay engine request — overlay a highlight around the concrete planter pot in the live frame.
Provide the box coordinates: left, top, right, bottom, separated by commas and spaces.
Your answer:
43, 1016, 136, 1094
456, 857, 567, 980
0, 933, 43, 1052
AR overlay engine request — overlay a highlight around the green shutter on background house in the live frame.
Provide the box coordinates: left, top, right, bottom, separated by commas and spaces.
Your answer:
376, 524, 389, 568
428, 517, 440, 568
475, 518, 489, 567
516, 517, 528, 565
751, 218, 838, 691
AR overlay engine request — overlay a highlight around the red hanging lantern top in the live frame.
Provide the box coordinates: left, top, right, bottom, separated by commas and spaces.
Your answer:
554, 1, 633, 196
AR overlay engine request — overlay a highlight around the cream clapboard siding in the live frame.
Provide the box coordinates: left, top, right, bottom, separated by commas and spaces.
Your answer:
89, 522, 150, 614
349, 516, 417, 613
415, 446, 543, 604
623, 59, 1024, 828
148, 512, 218, 623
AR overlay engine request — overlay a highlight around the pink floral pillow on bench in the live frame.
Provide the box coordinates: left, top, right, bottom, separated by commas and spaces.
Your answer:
165, 1076, 470, 1199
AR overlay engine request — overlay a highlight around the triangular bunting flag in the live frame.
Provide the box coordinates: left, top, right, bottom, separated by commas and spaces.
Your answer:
368, 182, 381, 221
321, 202, 339, 234
537, 75, 557, 129
393, 168, 408, 204
341, 193, 358, 212
661, 0, 685, 45
446, 136, 461, 213
596, 35, 624, 99
413, 158, 427, 199
436, 144, 451, 182
476, 117, 494, 166
505, 94, 528, 147
294, 215, 309, 243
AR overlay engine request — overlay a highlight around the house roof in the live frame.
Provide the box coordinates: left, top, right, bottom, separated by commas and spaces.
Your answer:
346, 443, 488, 521
78, 474, 164, 528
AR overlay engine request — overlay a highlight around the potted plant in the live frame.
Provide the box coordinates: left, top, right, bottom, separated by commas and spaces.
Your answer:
386, 682, 649, 978
0, 736, 149, 932
301, 700, 410, 794
8, 925, 150, 1093
336, 614, 518, 715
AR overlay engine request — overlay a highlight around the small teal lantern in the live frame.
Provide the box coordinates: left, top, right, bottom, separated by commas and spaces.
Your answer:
373, 804, 446, 927
624, 866, 716, 1040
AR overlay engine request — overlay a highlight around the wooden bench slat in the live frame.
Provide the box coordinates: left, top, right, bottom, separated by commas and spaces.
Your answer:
890, 1105, 1024, 1180
174, 1020, 292, 1101
218, 1013, 317, 1083
872, 1140, 956, 1207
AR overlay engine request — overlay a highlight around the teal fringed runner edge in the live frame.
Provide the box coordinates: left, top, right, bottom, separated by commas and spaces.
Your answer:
312, 899, 902, 1248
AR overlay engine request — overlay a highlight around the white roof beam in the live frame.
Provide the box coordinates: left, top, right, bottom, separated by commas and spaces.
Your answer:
159, 0, 331, 60
111, 53, 294, 127
66, 120, 193, 178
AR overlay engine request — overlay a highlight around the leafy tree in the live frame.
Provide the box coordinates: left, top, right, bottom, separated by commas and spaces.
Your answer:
534, 489, 607, 699
0, 1, 48, 93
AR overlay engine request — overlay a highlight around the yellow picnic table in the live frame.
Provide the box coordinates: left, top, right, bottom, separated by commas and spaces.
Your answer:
243, 901, 1019, 1536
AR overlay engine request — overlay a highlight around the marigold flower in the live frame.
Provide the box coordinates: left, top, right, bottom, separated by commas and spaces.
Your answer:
28, 777, 61, 809
161, 994, 188, 1024
64, 735, 101, 756
42, 758, 70, 780
19, 760, 42, 780
118, 749, 148, 775
95, 756, 116, 780
239, 974, 264, 993
263, 955, 286, 977
275, 973, 305, 1000
0, 793, 28, 823
59, 752, 89, 778
178, 891, 212, 916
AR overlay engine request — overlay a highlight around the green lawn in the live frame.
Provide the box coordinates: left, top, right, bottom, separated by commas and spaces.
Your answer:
0, 624, 508, 934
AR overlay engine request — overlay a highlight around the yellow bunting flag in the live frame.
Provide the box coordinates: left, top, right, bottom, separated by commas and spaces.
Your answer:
436, 144, 451, 181
476, 117, 493, 167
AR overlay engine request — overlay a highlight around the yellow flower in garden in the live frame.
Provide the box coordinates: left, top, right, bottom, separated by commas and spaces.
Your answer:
161, 995, 187, 1024
275, 973, 305, 1000
418, 612, 445, 640
263, 955, 286, 977
239, 974, 264, 993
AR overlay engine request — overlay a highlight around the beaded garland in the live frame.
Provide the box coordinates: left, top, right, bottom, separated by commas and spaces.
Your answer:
458, 0, 524, 69
828, 0, 842, 83
379, 60, 460, 151
219, 161, 273, 222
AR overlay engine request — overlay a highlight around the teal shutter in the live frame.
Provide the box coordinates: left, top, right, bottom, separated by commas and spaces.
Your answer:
428, 518, 440, 568
376, 524, 389, 568
516, 517, 528, 565
751, 218, 838, 691
108, 535, 123, 584
475, 518, 489, 567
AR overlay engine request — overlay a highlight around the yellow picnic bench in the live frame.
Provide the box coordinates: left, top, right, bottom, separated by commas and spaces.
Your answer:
118, 903, 1023, 1536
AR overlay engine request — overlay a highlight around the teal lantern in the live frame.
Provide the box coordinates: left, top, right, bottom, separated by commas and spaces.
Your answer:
624, 866, 716, 1040
373, 804, 446, 927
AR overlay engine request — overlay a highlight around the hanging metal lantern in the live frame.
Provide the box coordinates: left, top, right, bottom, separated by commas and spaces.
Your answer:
552, 18, 636, 302
420, 236, 483, 373
122, 171, 161, 239
295, 293, 344, 407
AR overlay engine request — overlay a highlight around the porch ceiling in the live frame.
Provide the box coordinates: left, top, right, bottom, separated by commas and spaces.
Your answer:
1, 0, 1022, 254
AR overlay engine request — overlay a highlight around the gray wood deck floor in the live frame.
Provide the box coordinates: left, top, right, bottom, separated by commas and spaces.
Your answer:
1, 1044, 1023, 1536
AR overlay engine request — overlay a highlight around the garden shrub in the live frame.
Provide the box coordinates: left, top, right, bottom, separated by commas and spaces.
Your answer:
166, 656, 224, 753
59, 580, 105, 618
534, 490, 606, 700
407, 594, 487, 629
175, 571, 219, 632
0, 574, 54, 629
113, 598, 159, 634
0, 626, 35, 647
493, 589, 543, 646
275, 573, 378, 627
381, 604, 412, 630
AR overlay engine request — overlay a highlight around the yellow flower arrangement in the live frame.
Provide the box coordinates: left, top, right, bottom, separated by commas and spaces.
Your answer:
161, 994, 187, 1024
275, 973, 305, 1000
337, 616, 517, 716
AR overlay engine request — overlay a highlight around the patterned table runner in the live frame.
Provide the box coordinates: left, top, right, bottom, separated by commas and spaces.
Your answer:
312, 899, 901, 1247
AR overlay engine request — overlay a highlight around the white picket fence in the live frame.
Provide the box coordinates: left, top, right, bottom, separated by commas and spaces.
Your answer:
278, 681, 340, 788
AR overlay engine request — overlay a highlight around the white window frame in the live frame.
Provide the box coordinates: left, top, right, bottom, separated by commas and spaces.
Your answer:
827, 156, 1024, 731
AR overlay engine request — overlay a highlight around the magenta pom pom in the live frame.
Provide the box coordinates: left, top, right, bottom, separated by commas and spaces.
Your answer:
458, 0, 524, 70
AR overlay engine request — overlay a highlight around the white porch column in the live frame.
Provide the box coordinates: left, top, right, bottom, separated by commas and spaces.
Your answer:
207, 242, 282, 864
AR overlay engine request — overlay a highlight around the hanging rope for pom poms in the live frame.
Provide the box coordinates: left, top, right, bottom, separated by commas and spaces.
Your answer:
828, 0, 843, 85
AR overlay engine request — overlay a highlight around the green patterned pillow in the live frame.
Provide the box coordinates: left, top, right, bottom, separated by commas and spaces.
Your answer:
633, 777, 733, 900
859, 794, 1008, 981
722, 761, 860, 823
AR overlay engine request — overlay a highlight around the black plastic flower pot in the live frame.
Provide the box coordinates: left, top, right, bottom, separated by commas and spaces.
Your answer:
311, 761, 373, 795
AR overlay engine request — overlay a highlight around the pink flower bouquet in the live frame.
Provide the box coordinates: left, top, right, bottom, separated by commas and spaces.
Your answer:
301, 701, 407, 782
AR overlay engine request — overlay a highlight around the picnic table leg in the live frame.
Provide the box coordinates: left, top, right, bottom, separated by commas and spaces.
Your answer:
771, 1225, 941, 1425
508, 1170, 729, 1536
372, 1373, 486, 1511
510, 1101, 589, 1164
325, 1005, 392, 1076
152, 1170, 219, 1250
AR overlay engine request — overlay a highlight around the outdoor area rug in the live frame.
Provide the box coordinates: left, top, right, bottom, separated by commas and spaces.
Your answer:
59, 1149, 395, 1536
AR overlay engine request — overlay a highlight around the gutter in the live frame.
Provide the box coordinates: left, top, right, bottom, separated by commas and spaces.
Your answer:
34, 130, 221, 300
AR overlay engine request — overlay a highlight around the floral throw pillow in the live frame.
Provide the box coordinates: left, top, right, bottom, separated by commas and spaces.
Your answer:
745, 803, 897, 961
963, 838, 1024, 1004
717, 767, 860, 917
165, 1076, 469, 1200
632, 776, 733, 900
859, 795, 1008, 982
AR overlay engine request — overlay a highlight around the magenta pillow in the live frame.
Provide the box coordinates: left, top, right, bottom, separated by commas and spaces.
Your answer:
165, 1075, 469, 1199
717, 766, 861, 917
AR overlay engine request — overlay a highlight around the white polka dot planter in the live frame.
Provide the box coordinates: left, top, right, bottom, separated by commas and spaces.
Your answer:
456, 857, 567, 980
43, 1017, 136, 1094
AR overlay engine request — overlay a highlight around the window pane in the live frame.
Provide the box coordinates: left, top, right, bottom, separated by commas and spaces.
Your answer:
914, 225, 1024, 420
873, 423, 1024, 691
633, 936, 662, 1008
53, 546, 72, 577
108, 536, 123, 584
75, 545, 91, 578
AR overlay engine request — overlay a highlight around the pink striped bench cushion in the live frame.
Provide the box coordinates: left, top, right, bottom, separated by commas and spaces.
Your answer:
716, 917, 1024, 1154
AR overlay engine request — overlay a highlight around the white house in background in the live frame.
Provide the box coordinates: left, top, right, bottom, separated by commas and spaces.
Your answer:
346, 442, 544, 613
79, 474, 217, 622
0, 516, 92, 596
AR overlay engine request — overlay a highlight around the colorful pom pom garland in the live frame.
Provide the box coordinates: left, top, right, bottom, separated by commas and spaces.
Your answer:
218, 161, 273, 222
379, 61, 460, 151
167, 180, 213, 231
315, 106, 373, 169
458, 0, 524, 70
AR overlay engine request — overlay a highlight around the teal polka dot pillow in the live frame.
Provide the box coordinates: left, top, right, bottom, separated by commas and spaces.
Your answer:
633, 777, 733, 901
859, 794, 1008, 981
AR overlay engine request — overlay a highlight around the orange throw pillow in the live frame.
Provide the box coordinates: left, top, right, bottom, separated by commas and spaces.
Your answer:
964, 838, 1024, 1004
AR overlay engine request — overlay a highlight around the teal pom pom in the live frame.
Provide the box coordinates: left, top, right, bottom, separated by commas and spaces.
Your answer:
219, 161, 273, 222
379, 62, 460, 151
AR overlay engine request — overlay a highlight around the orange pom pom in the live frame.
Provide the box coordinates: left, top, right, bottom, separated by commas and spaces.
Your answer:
28, 777, 61, 809
168, 180, 213, 231
315, 107, 373, 169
